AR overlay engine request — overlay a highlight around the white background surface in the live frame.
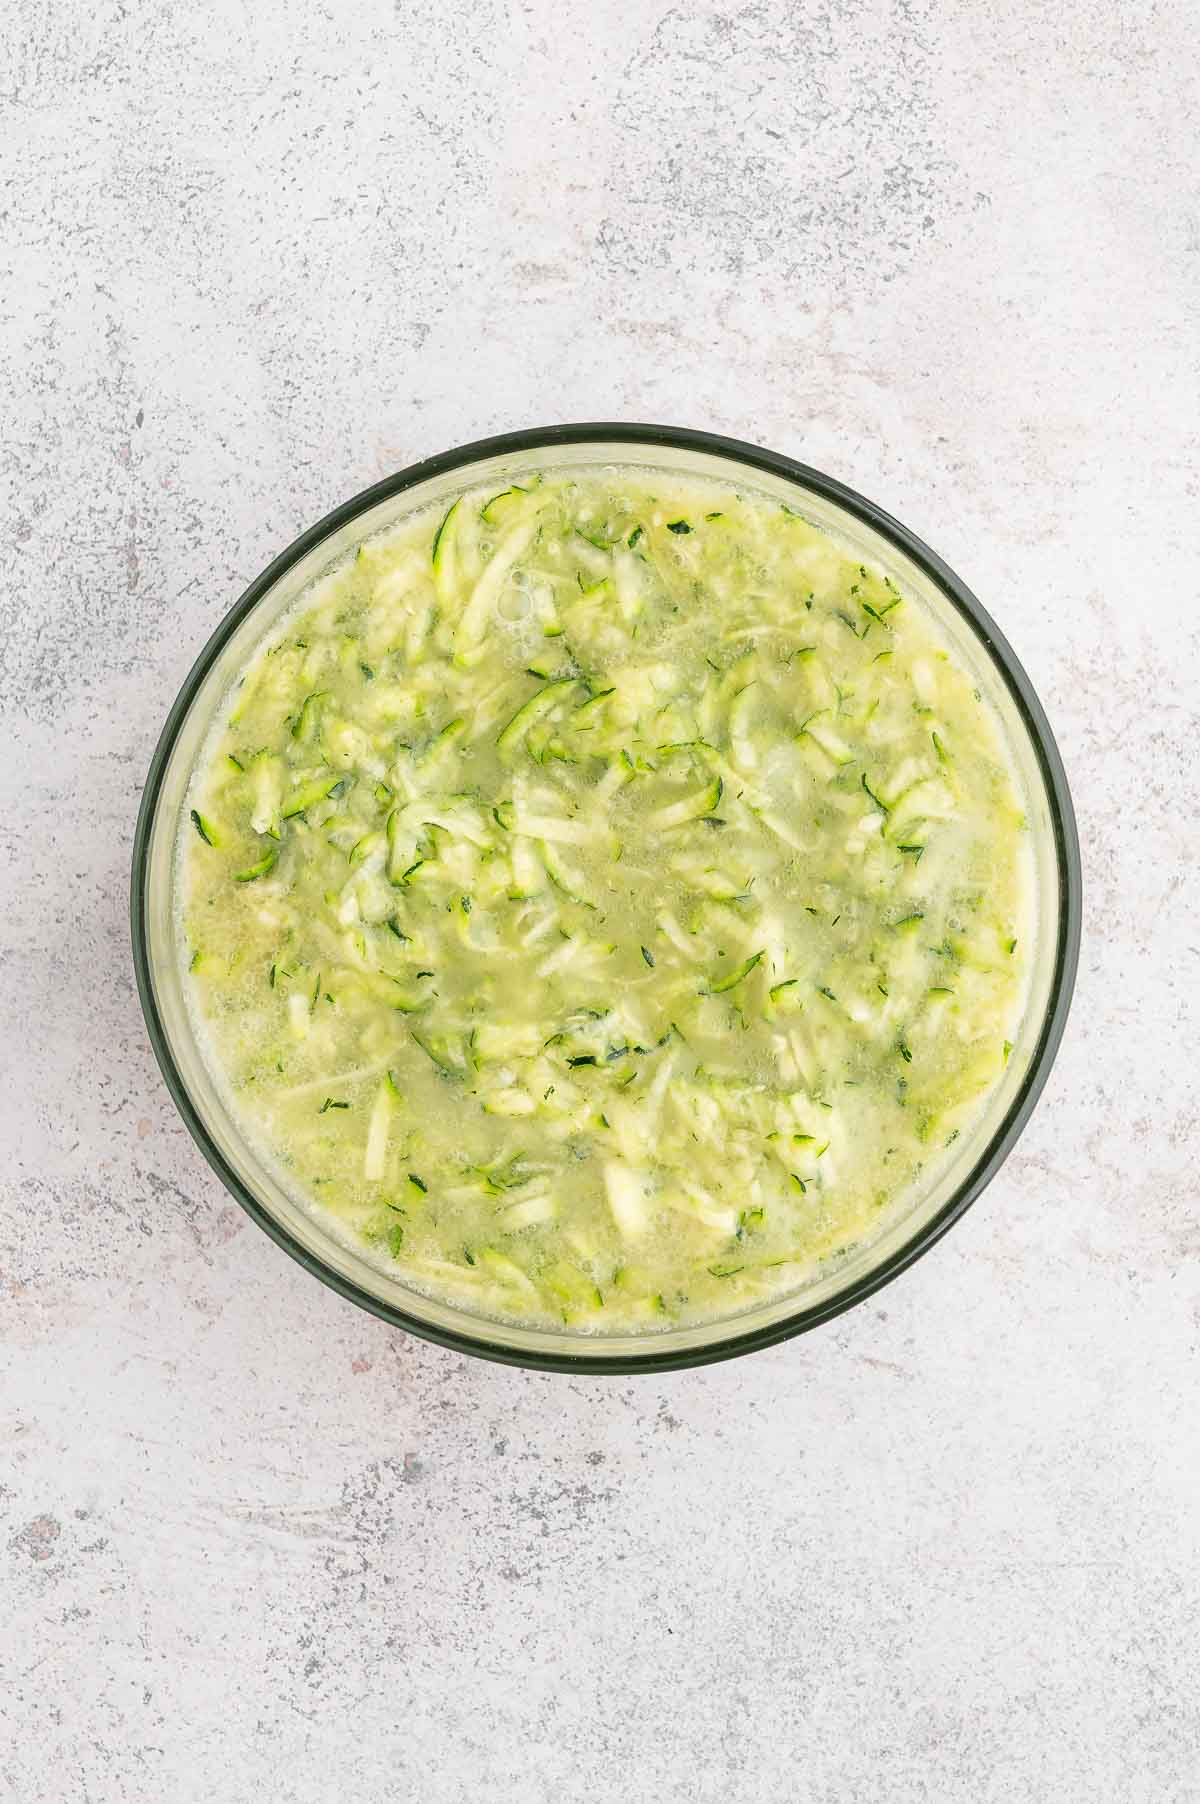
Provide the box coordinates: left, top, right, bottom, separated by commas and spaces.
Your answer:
3, 2, 1198, 1798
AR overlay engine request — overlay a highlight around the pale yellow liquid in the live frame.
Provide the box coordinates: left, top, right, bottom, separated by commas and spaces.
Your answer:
182, 467, 1031, 1331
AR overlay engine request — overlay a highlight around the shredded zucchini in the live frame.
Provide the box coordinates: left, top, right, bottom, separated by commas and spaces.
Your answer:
182, 466, 1031, 1332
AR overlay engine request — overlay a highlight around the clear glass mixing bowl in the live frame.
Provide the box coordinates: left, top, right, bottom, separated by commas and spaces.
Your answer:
131, 425, 1081, 1372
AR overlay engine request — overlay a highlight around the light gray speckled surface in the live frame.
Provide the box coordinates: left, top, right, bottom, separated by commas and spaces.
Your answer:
3, 2, 1198, 1799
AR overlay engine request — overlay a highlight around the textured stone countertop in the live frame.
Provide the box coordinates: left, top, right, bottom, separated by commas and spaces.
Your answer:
3, 2, 1197, 1799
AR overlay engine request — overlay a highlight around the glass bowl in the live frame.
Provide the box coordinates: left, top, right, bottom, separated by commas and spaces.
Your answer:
131, 425, 1081, 1373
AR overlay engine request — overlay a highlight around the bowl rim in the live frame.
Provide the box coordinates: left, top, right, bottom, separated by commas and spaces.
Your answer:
130, 421, 1082, 1374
